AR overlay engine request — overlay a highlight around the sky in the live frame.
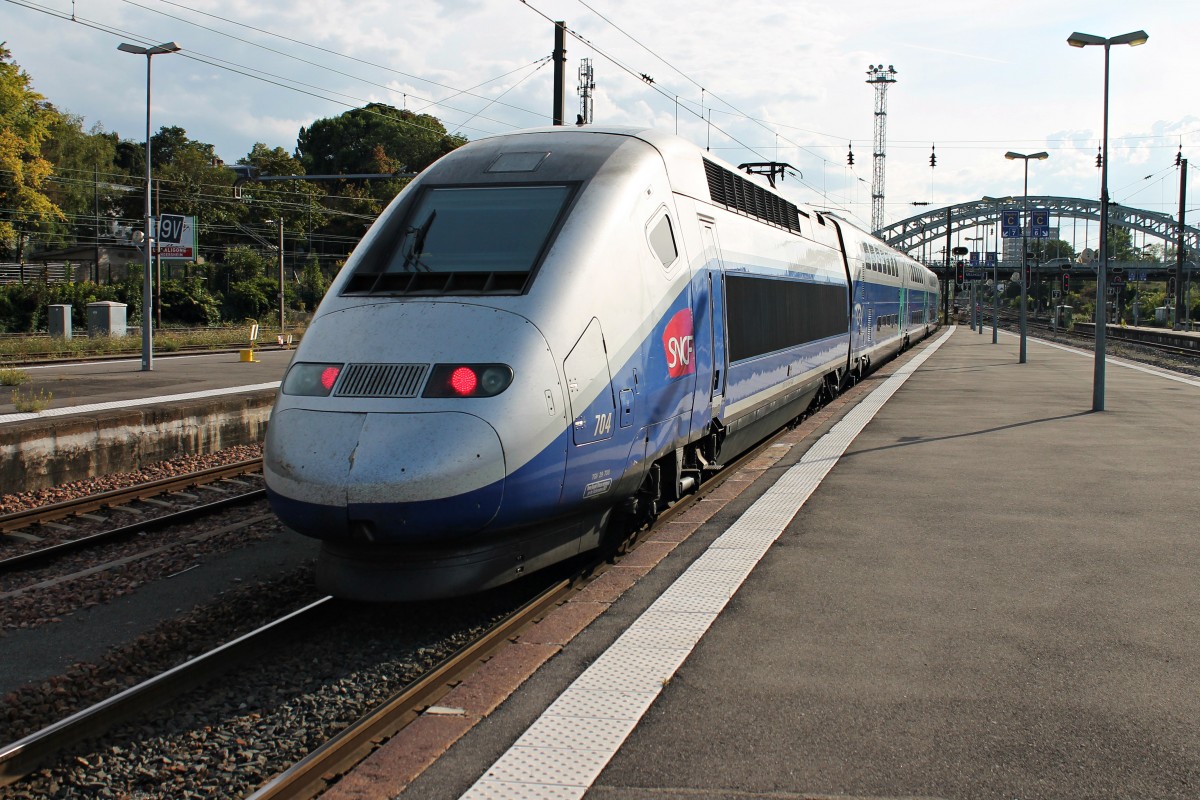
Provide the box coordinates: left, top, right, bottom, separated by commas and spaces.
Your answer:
3, 0, 1197, 250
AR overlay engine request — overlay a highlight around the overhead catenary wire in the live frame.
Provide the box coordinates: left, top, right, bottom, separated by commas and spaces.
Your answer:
518, 2, 870, 225
115, 0, 549, 131
146, 0, 549, 121
3, 0, 541, 141
8, 0, 1194, 235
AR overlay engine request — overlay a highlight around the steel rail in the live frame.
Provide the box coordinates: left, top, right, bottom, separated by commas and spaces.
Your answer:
0, 597, 334, 787
990, 310, 1200, 361
247, 581, 576, 800
0, 488, 267, 574
0, 457, 264, 534
0, 336, 917, 796
245, 366, 867, 800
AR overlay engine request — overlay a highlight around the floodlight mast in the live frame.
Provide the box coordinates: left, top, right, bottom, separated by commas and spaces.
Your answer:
1066, 30, 1148, 411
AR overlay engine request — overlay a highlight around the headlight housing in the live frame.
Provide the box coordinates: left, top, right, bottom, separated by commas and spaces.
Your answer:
282, 363, 343, 396
422, 364, 513, 398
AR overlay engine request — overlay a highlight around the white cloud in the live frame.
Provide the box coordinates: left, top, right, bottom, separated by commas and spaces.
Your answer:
2, 0, 1195, 234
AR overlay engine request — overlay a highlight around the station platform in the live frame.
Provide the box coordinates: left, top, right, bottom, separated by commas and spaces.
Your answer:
336, 326, 1200, 800
0, 349, 292, 491
0, 348, 292, 423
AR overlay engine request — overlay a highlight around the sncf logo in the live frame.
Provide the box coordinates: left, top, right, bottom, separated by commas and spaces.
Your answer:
663, 309, 695, 379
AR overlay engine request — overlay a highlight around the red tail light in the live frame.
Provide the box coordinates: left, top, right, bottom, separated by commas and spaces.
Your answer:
424, 364, 513, 398
449, 366, 478, 396
282, 363, 343, 396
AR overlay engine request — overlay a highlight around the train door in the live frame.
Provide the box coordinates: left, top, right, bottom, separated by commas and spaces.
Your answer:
560, 317, 619, 510
564, 317, 616, 447
700, 224, 727, 414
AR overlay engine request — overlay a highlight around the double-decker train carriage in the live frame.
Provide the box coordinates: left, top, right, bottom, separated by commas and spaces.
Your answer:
264, 126, 939, 601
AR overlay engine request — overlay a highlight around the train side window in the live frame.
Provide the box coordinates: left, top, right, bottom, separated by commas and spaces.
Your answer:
647, 213, 678, 269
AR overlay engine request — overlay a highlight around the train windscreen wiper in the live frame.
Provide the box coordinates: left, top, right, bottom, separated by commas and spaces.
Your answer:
401, 210, 437, 272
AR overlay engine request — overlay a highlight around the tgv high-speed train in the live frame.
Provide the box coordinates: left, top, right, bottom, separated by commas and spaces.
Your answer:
264, 126, 940, 601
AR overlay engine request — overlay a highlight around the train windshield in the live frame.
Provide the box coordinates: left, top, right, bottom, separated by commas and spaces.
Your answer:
345, 184, 573, 295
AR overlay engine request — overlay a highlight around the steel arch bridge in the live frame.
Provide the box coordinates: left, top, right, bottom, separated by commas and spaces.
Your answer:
875, 196, 1198, 260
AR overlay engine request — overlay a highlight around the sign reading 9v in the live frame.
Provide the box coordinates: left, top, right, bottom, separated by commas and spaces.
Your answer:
155, 214, 196, 260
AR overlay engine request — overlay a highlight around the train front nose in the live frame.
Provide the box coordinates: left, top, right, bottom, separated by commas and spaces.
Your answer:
264, 409, 505, 541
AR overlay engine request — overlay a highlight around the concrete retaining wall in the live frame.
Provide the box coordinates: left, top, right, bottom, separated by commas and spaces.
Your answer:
0, 390, 277, 493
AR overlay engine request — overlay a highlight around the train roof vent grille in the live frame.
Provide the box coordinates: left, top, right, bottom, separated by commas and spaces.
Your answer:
703, 159, 803, 234
335, 363, 430, 398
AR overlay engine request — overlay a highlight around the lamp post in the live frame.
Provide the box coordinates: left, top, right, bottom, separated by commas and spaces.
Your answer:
274, 219, 285, 334
1004, 151, 1049, 364
966, 235, 984, 335
1068, 29, 1148, 411
983, 196, 1015, 345
118, 41, 181, 372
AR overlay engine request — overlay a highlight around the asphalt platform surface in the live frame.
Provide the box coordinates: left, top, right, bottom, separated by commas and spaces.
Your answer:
0, 348, 293, 420
405, 327, 1200, 800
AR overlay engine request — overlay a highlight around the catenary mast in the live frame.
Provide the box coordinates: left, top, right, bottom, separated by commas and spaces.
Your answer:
866, 65, 897, 234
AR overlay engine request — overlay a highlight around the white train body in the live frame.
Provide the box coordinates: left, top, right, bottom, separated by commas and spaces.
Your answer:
264, 126, 939, 600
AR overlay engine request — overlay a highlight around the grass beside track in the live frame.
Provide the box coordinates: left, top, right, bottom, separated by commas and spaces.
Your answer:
0, 325, 305, 364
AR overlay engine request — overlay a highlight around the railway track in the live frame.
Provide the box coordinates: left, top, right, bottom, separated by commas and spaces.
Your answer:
0, 459, 267, 573
0, 458, 265, 534
984, 310, 1200, 365
0, 332, 913, 798
249, 380, 856, 800
0, 360, 844, 798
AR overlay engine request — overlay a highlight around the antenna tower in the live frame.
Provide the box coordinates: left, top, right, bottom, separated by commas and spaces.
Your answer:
866, 64, 897, 233
578, 58, 595, 125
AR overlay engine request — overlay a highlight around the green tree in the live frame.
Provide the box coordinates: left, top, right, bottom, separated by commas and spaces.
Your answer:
39, 116, 121, 253
1030, 238, 1075, 264
151, 125, 217, 166
296, 252, 329, 312
1106, 226, 1138, 261
295, 104, 465, 245
0, 44, 64, 255
224, 276, 278, 321
296, 103, 463, 183
238, 142, 328, 257
110, 126, 241, 259
212, 245, 270, 291
159, 276, 220, 326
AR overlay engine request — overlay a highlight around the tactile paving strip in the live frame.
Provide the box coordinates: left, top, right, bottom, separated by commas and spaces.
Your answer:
569, 647, 691, 693
459, 328, 953, 799
513, 715, 640, 752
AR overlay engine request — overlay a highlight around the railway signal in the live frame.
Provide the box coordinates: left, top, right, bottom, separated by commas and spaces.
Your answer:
1062, 273, 1070, 292
955, 260, 965, 286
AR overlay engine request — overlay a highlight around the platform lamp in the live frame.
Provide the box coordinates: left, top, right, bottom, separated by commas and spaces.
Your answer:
118, 40, 181, 372
966, 236, 984, 335
1068, 29, 1149, 411
269, 219, 285, 335
982, 196, 1014, 344
1004, 152, 1048, 364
